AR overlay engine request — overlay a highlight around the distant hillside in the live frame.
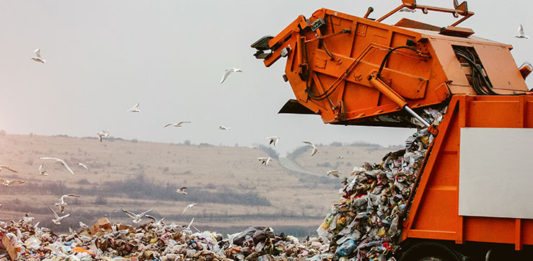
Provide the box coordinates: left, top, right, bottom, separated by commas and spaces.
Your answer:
0, 133, 395, 236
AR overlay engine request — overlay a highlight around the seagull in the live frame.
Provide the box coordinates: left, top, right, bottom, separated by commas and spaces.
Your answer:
49, 207, 70, 225
176, 186, 188, 195
55, 194, 80, 213
515, 24, 529, 39
219, 125, 231, 131
39, 164, 48, 176
77, 162, 89, 170
79, 221, 89, 230
302, 141, 318, 156
0, 178, 25, 186
164, 121, 191, 128
0, 165, 18, 173
257, 157, 272, 166
186, 217, 194, 230
31, 49, 46, 63
122, 209, 152, 224
129, 103, 141, 112
182, 203, 197, 214
399, 7, 416, 13
267, 136, 279, 146
327, 170, 340, 178
40, 157, 74, 175
97, 130, 109, 142
220, 68, 242, 84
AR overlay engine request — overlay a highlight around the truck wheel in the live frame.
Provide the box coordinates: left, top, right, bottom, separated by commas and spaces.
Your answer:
399, 242, 460, 261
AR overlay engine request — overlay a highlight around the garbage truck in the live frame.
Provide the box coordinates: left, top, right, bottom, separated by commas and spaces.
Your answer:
252, 0, 533, 260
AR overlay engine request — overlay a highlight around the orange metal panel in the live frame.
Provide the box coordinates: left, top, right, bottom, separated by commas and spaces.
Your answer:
474, 45, 528, 91
403, 95, 533, 247
463, 217, 515, 244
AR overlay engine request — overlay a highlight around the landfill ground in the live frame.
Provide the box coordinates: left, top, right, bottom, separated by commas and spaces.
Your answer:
0, 133, 395, 236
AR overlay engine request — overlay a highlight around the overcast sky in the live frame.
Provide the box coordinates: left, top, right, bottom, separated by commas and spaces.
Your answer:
0, 0, 531, 155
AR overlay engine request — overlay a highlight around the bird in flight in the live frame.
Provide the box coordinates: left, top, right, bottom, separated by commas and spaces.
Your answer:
97, 130, 110, 142
399, 7, 416, 13
39, 164, 48, 176
55, 194, 80, 213
77, 163, 89, 170
0, 178, 24, 186
182, 203, 197, 214
164, 121, 191, 128
129, 103, 141, 112
267, 136, 279, 146
220, 68, 242, 84
0, 165, 17, 173
40, 157, 75, 175
327, 170, 340, 178
49, 207, 70, 225
516, 24, 529, 39
302, 141, 318, 156
219, 125, 231, 131
79, 221, 89, 230
176, 186, 188, 195
31, 49, 46, 63
257, 157, 272, 166
122, 209, 152, 224
186, 217, 195, 230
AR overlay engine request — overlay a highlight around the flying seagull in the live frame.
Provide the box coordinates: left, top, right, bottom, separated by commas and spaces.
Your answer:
39, 164, 48, 176
164, 121, 191, 128
220, 68, 242, 84
49, 207, 70, 225
128, 103, 141, 112
31, 49, 46, 63
186, 217, 194, 230
182, 203, 197, 214
219, 125, 231, 131
122, 209, 152, 224
145, 215, 166, 227
176, 186, 188, 195
79, 221, 89, 230
97, 130, 109, 142
399, 7, 416, 13
0, 165, 18, 173
267, 136, 279, 146
302, 141, 318, 156
0, 178, 25, 187
55, 194, 80, 213
257, 157, 272, 166
327, 170, 340, 178
40, 157, 74, 175
77, 162, 89, 170
516, 24, 529, 39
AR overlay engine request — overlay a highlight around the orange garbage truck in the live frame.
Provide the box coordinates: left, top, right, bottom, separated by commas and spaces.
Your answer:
253, 0, 533, 260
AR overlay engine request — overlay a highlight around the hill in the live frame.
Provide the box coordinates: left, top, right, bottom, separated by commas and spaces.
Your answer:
0, 133, 396, 236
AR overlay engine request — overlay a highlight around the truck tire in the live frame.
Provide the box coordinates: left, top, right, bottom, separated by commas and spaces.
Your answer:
398, 242, 461, 261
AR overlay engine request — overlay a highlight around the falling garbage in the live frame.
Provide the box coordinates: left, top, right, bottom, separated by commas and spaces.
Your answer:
315, 108, 444, 260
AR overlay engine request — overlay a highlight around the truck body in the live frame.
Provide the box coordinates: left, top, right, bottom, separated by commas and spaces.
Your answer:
253, 0, 533, 259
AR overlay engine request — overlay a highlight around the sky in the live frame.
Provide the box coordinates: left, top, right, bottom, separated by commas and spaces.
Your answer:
0, 0, 531, 155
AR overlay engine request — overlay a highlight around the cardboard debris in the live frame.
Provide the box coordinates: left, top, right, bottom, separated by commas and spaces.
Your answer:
1, 234, 17, 261
89, 217, 112, 235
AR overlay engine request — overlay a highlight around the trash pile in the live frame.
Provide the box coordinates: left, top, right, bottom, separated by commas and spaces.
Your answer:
0, 217, 329, 260
0, 109, 444, 261
315, 108, 444, 260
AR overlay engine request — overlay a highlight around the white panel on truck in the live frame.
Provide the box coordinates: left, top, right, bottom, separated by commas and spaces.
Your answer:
459, 128, 533, 219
